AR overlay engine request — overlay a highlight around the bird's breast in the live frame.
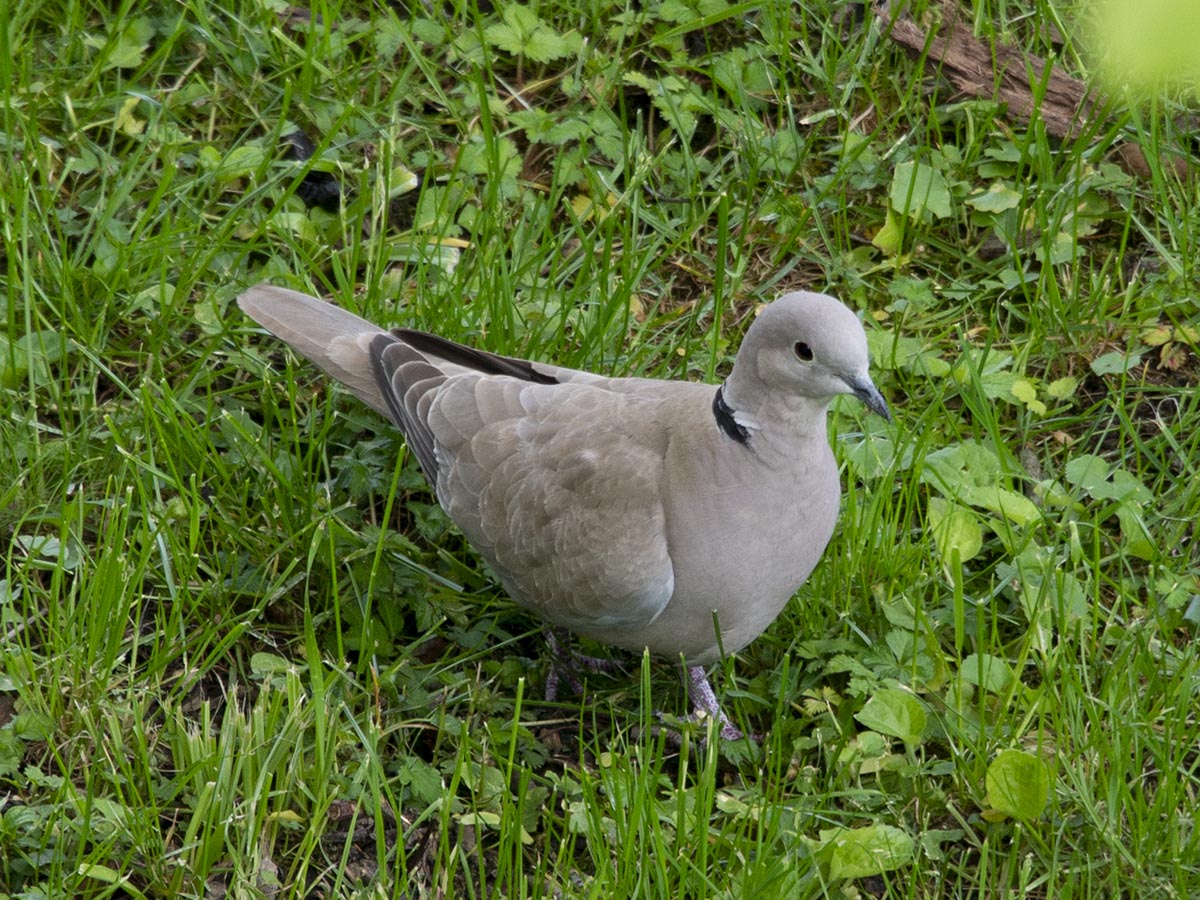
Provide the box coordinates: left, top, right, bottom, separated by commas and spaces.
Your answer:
633, 435, 842, 662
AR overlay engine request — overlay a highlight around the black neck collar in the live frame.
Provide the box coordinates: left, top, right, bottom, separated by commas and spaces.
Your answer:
712, 383, 750, 445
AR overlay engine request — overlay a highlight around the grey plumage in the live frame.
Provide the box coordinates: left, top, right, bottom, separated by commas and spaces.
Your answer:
238, 283, 890, 738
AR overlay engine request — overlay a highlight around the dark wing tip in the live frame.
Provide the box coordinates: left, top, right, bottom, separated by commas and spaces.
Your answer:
394, 329, 560, 385
368, 333, 442, 482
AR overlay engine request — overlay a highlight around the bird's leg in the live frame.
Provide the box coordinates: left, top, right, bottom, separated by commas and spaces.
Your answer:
685, 665, 746, 741
542, 628, 623, 701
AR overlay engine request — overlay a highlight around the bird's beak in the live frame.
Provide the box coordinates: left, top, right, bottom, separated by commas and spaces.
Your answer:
846, 375, 892, 422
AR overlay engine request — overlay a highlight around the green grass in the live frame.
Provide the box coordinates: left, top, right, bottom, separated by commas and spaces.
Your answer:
3, 0, 1199, 896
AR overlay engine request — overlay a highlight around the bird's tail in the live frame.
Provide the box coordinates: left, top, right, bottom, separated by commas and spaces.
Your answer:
237, 283, 394, 418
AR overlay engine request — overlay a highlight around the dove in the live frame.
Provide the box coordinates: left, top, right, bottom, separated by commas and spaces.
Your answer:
237, 283, 890, 739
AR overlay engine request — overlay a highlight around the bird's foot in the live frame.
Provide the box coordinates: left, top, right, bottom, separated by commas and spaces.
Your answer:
542, 628, 623, 701
684, 665, 758, 742
648, 711, 746, 745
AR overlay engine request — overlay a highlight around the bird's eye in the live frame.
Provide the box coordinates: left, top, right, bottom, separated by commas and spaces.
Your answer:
793, 341, 813, 362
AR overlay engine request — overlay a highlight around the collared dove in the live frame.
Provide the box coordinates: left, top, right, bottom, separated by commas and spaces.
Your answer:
238, 283, 890, 739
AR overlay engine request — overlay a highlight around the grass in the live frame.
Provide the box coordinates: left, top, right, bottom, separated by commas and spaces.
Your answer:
2, 0, 1199, 896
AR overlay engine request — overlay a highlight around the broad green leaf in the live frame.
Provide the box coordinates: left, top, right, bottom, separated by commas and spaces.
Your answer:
825, 824, 915, 880
855, 688, 926, 744
116, 96, 145, 136
923, 442, 997, 489
14, 329, 70, 379
373, 14, 406, 56
85, 16, 155, 70
621, 73, 706, 138
1115, 505, 1157, 560
842, 731, 891, 775
1091, 349, 1143, 375
250, 652, 294, 675
1153, 570, 1197, 612
887, 276, 938, 310
64, 147, 101, 176
1141, 324, 1173, 347
928, 497, 983, 564
1183, 594, 1200, 625
966, 181, 1021, 213
865, 330, 950, 376
919, 828, 967, 862
410, 17, 445, 46
710, 48, 775, 102
1045, 376, 1078, 399
953, 348, 1015, 379
398, 756, 444, 806
1064, 454, 1109, 492
843, 434, 914, 480
201, 144, 267, 180
1002, 546, 1092, 649
979, 368, 1019, 400
756, 130, 806, 174
267, 211, 321, 246
484, 5, 574, 62
959, 653, 1013, 693
985, 750, 1050, 821
76, 864, 124, 886
921, 442, 1040, 526
1011, 378, 1045, 414
1097, 469, 1152, 504
1034, 230, 1078, 265
13, 534, 82, 570
510, 108, 590, 144
458, 810, 501, 827
457, 135, 521, 181
890, 160, 952, 220
14, 710, 55, 742
0, 328, 69, 388
1066, 455, 1152, 504
522, 28, 571, 62
871, 207, 904, 255
0, 730, 22, 777
658, 0, 734, 24
387, 165, 419, 197
1018, 567, 1091, 631
975, 485, 1040, 525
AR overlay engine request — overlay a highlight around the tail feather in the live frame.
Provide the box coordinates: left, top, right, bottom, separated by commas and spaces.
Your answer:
237, 284, 394, 419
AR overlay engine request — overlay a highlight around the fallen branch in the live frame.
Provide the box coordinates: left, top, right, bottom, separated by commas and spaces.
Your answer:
873, 0, 1097, 139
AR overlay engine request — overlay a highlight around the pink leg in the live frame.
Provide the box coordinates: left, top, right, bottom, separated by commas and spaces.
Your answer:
543, 628, 623, 701
686, 665, 746, 741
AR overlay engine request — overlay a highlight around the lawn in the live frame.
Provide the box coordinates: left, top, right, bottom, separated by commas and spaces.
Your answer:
2, 0, 1199, 897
